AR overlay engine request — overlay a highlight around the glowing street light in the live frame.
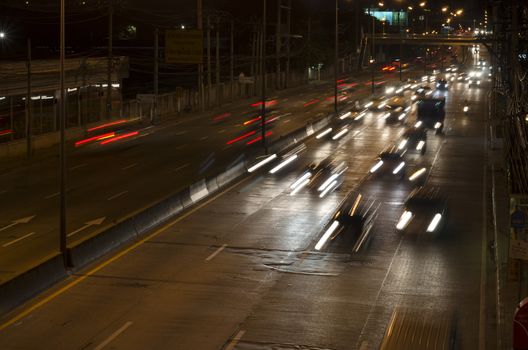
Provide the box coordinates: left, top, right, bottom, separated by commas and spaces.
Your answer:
456, 9, 463, 15
378, 2, 384, 7
0, 32, 5, 39
408, 6, 413, 10
442, 6, 448, 12
419, 2, 426, 7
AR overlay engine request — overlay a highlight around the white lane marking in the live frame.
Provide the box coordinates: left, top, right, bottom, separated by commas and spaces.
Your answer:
67, 217, 106, 238
175, 130, 188, 136
356, 236, 405, 348
205, 244, 227, 261
200, 136, 209, 140
174, 163, 189, 173
45, 192, 59, 199
225, 330, 245, 350
218, 129, 226, 134
283, 119, 291, 123
2, 232, 36, 248
0, 215, 36, 232
69, 164, 87, 171
94, 321, 133, 350
107, 190, 128, 201
175, 144, 187, 150
121, 163, 138, 170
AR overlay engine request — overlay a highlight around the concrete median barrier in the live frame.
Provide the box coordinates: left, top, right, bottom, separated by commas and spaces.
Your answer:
0, 109, 336, 317
216, 161, 247, 187
69, 219, 139, 268
0, 254, 66, 316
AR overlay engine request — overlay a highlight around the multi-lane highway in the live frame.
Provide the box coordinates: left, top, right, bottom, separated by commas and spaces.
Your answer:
0, 69, 411, 283
0, 53, 493, 348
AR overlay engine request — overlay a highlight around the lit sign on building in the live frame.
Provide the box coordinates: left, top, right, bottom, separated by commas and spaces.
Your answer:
364, 9, 408, 26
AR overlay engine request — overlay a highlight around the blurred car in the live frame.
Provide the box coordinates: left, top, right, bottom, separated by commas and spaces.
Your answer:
380, 307, 456, 350
290, 157, 347, 197
416, 97, 446, 134
314, 192, 379, 253
381, 64, 397, 72
436, 78, 448, 90
364, 95, 388, 110
395, 186, 448, 234
398, 126, 427, 155
383, 97, 410, 124
369, 147, 407, 180
414, 85, 433, 98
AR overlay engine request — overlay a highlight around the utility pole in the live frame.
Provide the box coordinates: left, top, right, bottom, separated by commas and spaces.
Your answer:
334, 0, 338, 115
106, 2, 113, 119
285, 0, 291, 88
153, 28, 158, 123
261, 0, 267, 154
276, 0, 282, 89
370, 6, 375, 94
230, 20, 234, 101
215, 17, 220, 86
59, 0, 68, 267
197, 0, 204, 111
26, 38, 31, 159
207, 16, 212, 88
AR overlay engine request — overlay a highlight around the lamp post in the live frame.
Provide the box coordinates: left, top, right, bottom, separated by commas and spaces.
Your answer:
334, 0, 338, 115
261, 0, 268, 154
59, 0, 69, 267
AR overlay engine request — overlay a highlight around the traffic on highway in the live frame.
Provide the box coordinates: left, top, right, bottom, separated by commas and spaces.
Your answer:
0, 45, 493, 349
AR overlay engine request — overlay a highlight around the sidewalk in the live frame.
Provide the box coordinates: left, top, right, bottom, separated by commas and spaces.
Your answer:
489, 142, 518, 349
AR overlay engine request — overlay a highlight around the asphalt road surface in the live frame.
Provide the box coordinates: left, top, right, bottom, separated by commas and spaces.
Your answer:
0, 57, 492, 349
0, 69, 414, 283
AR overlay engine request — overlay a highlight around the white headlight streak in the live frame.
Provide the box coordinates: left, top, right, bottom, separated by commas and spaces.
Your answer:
332, 128, 349, 140
318, 174, 339, 192
315, 220, 340, 250
398, 139, 408, 150
370, 160, 384, 173
426, 213, 442, 232
409, 167, 426, 181
416, 140, 425, 151
316, 127, 332, 139
290, 172, 312, 189
269, 154, 298, 174
392, 161, 405, 174
248, 154, 277, 173
396, 211, 413, 230
339, 112, 352, 120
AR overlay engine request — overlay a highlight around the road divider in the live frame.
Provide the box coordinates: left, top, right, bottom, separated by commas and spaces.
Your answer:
0, 107, 337, 317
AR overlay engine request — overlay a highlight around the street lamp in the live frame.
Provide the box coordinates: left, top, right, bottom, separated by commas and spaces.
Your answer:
442, 6, 448, 12
0, 32, 5, 39
419, 2, 426, 7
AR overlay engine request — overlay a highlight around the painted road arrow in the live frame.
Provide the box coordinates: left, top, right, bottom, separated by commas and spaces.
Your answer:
0, 215, 36, 232
67, 217, 106, 237
68, 216, 106, 237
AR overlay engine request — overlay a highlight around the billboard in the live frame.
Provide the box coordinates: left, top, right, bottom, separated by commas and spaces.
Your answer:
165, 30, 203, 64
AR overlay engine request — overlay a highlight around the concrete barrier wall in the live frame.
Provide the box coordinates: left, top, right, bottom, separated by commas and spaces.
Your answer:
0, 110, 333, 316
0, 254, 67, 316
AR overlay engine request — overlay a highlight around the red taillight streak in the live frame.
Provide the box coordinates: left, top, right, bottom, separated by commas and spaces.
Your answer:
226, 130, 256, 145
75, 132, 116, 147
87, 119, 128, 132
246, 131, 273, 145
213, 112, 231, 121
100, 131, 139, 145
0, 129, 13, 136
336, 79, 344, 83
243, 116, 262, 125
250, 100, 277, 107
303, 99, 319, 107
